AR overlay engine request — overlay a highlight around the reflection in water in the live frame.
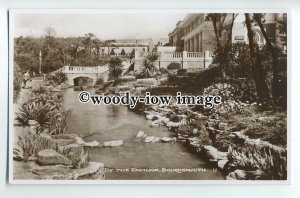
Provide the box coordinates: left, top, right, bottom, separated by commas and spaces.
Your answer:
63, 88, 225, 180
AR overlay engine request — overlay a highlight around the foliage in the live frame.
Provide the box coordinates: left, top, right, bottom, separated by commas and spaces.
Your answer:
13, 63, 23, 102
110, 49, 115, 55
49, 110, 72, 135
141, 54, 159, 78
47, 72, 68, 84
227, 146, 287, 180
159, 68, 169, 75
95, 77, 104, 85
109, 57, 123, 78
15, 101, 56, 129
244, 114, 287, 147
15, 134, 58, 161
120, 49, 126, 55
167, 62, 181, 70
60, 146, 90, 168
177, 69, 187, 76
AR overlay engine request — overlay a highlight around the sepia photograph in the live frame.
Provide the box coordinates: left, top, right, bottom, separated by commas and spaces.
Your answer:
9, 10, 288, 183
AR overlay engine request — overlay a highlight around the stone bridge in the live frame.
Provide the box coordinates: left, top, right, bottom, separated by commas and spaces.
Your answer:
50, 65, 110, 86
50, 60, 132, 86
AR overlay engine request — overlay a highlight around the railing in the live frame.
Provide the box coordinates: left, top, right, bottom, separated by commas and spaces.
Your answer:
49, 65, 109, 75
160, 52, 182, 59
187, 52, 205, 58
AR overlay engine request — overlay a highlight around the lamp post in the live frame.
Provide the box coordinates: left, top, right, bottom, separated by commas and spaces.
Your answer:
39, 50, 42, 75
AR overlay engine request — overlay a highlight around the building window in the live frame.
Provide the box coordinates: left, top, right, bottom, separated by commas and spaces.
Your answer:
253, 29, 264, 45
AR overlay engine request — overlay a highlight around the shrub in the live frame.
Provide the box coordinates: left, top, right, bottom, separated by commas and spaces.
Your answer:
47, 72, 68, 84
159, 67, 169, 75
177, 69, 187, 76
48, 109, 72, 135
16, 101, 56, 129
15, 134, 58, 161
167, 62, 181, 70
109, 57, 123, 78
95, 77, 104, 85
13, 63, 23, 102
227, 146, 287, 180
60, 146, 90, 168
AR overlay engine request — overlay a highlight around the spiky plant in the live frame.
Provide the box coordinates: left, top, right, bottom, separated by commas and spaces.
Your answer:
49, 109, 72, 135
15, 101, 56, 128
227, 146, 287, 180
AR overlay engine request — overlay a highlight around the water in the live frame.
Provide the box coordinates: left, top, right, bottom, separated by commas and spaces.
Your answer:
63, 88, 225, 180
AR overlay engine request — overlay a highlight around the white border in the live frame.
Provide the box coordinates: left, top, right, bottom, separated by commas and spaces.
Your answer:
8, 8, 291, 185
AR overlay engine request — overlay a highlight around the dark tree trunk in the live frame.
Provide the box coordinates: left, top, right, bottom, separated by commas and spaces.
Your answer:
253, 13, 280, 106
245, 13, 270, 104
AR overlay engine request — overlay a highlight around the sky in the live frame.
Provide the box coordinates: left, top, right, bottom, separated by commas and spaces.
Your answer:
13, 12, 187, 40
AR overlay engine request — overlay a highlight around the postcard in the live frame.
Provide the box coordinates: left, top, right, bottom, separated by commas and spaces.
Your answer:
9, 9, 289, 184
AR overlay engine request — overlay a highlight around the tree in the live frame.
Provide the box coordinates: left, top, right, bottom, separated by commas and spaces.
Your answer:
205, 13, 238, 77
109, 57, 123, 78
245, 13, 270, 104
142, 54, 159, 78
253, 13, 281, 106
110, 49, 115, 56
120, 49, 126, 56
44, 27, 57, 37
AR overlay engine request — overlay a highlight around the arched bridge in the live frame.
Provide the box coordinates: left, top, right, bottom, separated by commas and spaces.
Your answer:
50, 60, 132, 86
51, 65, 110, 86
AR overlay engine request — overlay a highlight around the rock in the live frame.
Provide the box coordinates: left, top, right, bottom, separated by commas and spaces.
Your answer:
150, 120, 160, 127
217, 159, 228, 170
136, 130, 146, 138
226, 169, 246, 180
161, 137, 173, 142
202, 145, 228, 162
29, 162, 105, 180
117, 85, 131, 91
52, 134, 79, 139
136, 78, 157, 86
74, 137, 86, 145
192, 128, 198, 135
37, 149, 72, 166
62, 143, 83, 150
70, 162, 105, 180
151, 137, 160, 143
143, 136, 160, 143
84, 140, 100, 147
226, 169, 266, 180
218, 122, 228, 130
143, 136, 155, 143
166, 121, 181, 128
54, 138, 75, 146
28, 120, 40, 135
119, 76, 135, 82
103, 140, 123, 147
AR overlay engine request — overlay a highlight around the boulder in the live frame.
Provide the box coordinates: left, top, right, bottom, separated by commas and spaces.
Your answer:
84, 140, 100, 147
150, 120, 160, 127
70, 162, 105, 180
103, 140, 123, 147
74, 137, 86, 145
37, 149, 72, 166
136, 130, 146, 138
202, 145, 228, 162
151, 137, 160, 143
143, 136, 160, 143
29, 162, 105, 180
217, 159, 229, 170
143, 136, 155, 143
161, 137, 173, 143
